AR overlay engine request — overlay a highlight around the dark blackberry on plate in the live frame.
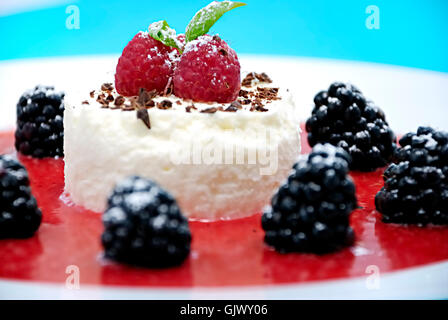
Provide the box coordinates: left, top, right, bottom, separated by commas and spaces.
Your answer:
262, 144, 357, 254
375, 126, 448, 225
15, 85, 65, 158
0, 155, 42, 239
306, 82, 396, 171
102, 176, 191, 268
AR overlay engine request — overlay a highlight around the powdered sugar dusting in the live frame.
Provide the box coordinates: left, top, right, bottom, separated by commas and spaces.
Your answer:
184, 35, 214, 53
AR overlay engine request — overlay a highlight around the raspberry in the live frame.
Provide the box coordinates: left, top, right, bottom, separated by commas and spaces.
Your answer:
262, 144, 357, 253
0, 155, 42, 239
15, 85, 64, 158
306, 82, 396, 171
375, 126, 448, 225
115, 32, 180, 96
102, 176, 191, 268
173, 35, 241, 103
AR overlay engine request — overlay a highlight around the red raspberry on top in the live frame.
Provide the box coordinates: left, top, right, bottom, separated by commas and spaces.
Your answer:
173, 35, 241, 103
115, 32, 181, 96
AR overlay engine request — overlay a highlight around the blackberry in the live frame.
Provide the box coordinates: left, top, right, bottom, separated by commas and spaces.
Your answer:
262, 144, 357, 253
0, 155, 42, 239
375, 126, 448, 225
306, 82, 396, 171
15, 85, 64, 158
102, 176, 191, 268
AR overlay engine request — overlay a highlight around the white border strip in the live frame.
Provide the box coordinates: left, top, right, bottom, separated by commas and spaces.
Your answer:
0, 261, 447, 300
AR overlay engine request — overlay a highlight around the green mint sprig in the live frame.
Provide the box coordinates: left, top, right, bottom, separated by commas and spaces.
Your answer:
147, 2, 246, 50
185, 1, 246, 43
148, 20, 182, 52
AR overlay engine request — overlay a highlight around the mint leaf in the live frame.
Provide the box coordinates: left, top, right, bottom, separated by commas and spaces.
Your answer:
185, 1, 246, 43
148, 20, 182, 52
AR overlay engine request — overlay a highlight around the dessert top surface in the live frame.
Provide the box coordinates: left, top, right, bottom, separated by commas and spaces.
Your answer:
73, 72, 290, 115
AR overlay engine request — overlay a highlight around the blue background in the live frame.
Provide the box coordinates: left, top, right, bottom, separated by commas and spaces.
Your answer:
0, 0, 447, 72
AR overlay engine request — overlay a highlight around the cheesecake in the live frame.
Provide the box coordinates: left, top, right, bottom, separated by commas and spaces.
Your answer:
63, 73, 301, 220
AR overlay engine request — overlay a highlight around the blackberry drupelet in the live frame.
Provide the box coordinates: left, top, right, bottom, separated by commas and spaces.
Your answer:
375, 126, 448, 225
306, 82, 396, 171
102, 176, 191, 268
262, 144, 357, 253
0, 155, 42, 238
15, 85, 65, 158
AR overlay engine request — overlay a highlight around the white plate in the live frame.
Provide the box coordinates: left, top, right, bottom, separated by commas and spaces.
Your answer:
0, 56, 447, 299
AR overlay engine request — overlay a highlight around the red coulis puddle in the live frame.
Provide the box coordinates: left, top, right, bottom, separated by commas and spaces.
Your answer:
0, 128, 447, 287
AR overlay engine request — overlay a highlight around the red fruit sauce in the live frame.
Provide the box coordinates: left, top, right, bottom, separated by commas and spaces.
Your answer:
0, 128, 447, 287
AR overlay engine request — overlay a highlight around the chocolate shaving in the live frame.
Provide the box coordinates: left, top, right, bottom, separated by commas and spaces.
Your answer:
224, 105, 238, 112
229, 100, 242, 109
252, 97, 264, 108
239, 89, 249, 98
106, 94, 114, 102
136, 108, 151, 129
241, 72, 273, 87
82, 100, 89, 105
254, 72, 272, 83
114, 95, 125, 106
96, 93, 109, 107
145, 100, 155, 108
186, 105, 196, 113
157, 100, 172, 109
256, 87, 279, 101
89, 90, 95, 98
241, 73, 256, 87
201, 107, 218, 114
101, 83, 114, 92
137, 88, 157, 107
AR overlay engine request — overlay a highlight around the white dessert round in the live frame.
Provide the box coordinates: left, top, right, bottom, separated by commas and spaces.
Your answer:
63, 79, 301, 220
